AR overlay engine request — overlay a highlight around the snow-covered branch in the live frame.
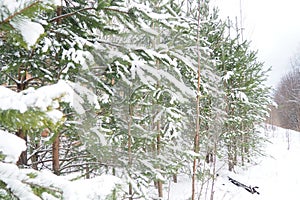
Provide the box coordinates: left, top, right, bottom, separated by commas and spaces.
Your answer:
0, 80, 100, 122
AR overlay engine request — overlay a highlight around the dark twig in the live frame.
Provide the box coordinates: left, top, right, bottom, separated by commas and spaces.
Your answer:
49, 7, 94, 23
228, 176, 260, 195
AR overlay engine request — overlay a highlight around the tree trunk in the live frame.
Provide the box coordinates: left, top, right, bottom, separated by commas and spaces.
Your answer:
128, 105, 133, 200
173, 174, 177, 183
157, 122, 163, 198
16, 69, 28, 167
112, 168, 117, 200
192, 2, 202, 199
233, 139, 237, 166
85, 164, 90, 179
52, 134, 60, 175
16, 129, 27, 166
228, 144, 234, 171
30, 142, 39, 170
51, 4, 63, 176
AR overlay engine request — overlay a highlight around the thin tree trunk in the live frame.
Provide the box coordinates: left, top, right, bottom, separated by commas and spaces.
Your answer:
233, 137, 237, 166
227, 143, 234, 171
112, 167, 117, 200
30, 142, 39, 170
16, 68, 28, 166
151, 13, 164, 196
128, 104, 133, 200
16, 129, 27, 166
192, 1, 202, 199
210, 142, 217, 200
173, 174, 177, 183
85, 164, 90, 179
51, 4, 63, 176
52, 134, 60, 175
241, 131, 245, 166
157, 121, 163, 198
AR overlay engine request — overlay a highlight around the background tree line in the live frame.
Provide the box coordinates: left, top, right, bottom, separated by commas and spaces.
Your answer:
272, 66, 300, 131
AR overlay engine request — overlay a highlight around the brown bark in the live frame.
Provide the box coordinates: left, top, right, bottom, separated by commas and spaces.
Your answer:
52, 134, 60, 175
85, 164, 90, 179
16, 129, 27, 166
157, 122, 163, 198
173, 174, 177, 183
15, 60, 29, 166
157, 181, 163, 198
51, 4, 63, 177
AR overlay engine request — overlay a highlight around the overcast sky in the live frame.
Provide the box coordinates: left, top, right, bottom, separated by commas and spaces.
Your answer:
212, 0, 300, 89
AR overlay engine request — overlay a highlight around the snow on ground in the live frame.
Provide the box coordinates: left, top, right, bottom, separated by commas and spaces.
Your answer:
166, 125, 300, 200
2, 123, 300, 199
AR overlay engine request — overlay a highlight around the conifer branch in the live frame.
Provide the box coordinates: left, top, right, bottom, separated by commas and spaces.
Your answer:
0, 1, 41, 24
48, 7, 128, 23
49, 7, 95, 23
104, 7, 129, 14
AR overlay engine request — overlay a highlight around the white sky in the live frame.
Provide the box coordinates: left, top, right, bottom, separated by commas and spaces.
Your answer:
212, 0, 300, 89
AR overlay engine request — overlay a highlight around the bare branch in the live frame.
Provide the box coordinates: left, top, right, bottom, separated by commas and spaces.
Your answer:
3, 72, 19, 85
23, 76, 39, 84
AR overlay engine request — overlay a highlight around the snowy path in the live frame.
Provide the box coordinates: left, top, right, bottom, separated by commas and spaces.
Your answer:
216, 126, 300, 200
166, 126, 300, 200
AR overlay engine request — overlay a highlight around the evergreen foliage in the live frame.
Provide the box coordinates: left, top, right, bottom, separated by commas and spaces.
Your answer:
0, 0, 271, 199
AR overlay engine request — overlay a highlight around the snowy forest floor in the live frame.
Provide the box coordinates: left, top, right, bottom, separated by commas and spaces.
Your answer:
160, 125, 300, 200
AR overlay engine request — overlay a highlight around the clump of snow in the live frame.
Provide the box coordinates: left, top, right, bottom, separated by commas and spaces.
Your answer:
46, 109, 64, 123
67, 81, 100, 112
46, 0, 62, 6
0, 80, 100, 121
65, 175, 122, 200
10, 17, 44, 48
223, 71, 234, 81
235, 90, 249, 103
0, 130, 26, 163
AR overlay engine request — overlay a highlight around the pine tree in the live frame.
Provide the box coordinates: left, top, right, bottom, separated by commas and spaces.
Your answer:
0, 0, 105, 175
216, 29, 271, 171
